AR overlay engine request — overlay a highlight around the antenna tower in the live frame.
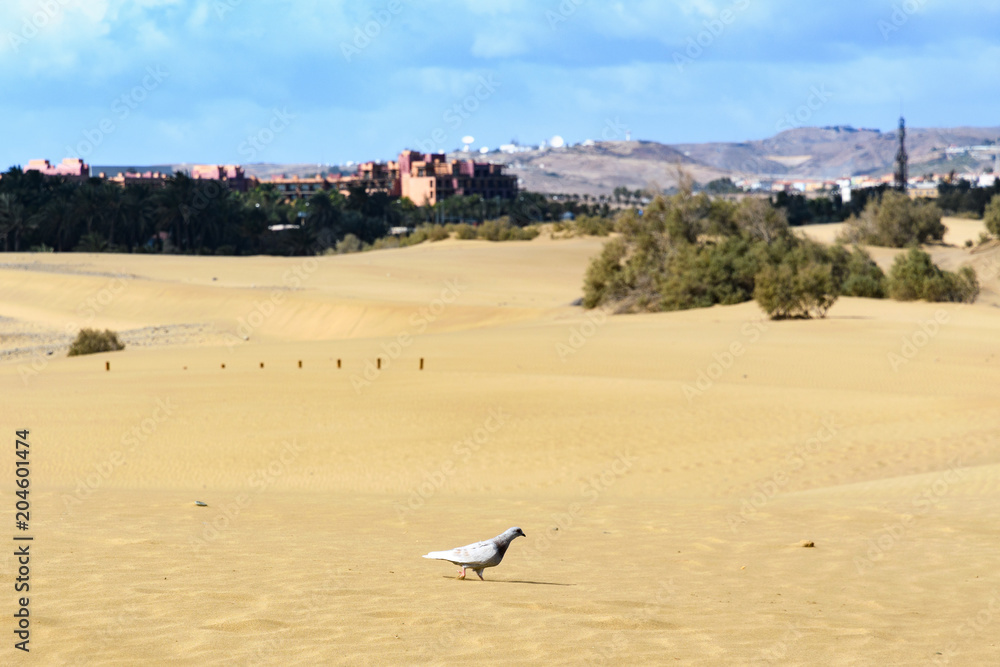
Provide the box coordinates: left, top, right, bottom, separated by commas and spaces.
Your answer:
894, 116, 908, 191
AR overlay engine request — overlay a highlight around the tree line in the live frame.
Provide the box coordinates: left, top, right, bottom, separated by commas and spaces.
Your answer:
3, 163, 995, 256
0, 167, 605, 255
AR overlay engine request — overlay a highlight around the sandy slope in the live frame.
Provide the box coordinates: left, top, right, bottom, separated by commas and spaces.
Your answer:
2, 231, 1000, 665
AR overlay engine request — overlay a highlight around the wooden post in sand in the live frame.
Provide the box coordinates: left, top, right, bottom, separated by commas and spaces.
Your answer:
221, 363, 225, 369
260, 362, 264, 369
377, 358, 381, 370
105, 361, 110, 371
337, 359, 341, 369
298, 360, 302, 368
420, 358, 424, 370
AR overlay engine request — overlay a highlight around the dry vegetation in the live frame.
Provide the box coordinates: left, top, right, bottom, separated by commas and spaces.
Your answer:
583, 187, 981, 319
67, 328, 125, 356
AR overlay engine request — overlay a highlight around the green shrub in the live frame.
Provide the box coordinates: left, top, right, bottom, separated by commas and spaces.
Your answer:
841, 272, 885, 299
449, 223, 477, 239
886, 247, 979, 303
658, 235, 760, 311
68, 328, 125, 356
582, 192, 846, 318
572, 214, 614, 236
754, 262, 836, 319
390, 224, 451, 247
582, 237, 629, 309
477, 219, 505, 241
751, 238, 838, 319
839, 190, 945, 247
735, 197, 788, 244
984, 194, 1000, 238
422, 224, 451, 242
837, 245, 887, 298
335, 233, 363, 254
74, 232, 109, 253
369, 236, 401, 250
476, 218, 540, 241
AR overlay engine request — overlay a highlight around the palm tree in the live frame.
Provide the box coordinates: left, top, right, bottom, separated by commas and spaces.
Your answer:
154, 173, 196, 252
306, 190, 339, 227
0, 193, 28, 251
31, 198, 74, 251
98, 181, 123, 249
120, 183, 154, 251
72, 181, 105, 239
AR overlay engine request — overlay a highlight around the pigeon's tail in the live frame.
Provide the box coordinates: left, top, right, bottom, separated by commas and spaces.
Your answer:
422, 551, 452, 560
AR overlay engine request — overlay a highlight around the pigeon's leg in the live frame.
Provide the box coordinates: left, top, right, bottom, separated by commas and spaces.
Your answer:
457, 566, 466, 580
473, 568, 484, 581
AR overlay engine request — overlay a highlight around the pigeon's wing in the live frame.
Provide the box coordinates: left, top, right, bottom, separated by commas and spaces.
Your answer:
423, 539, 500, 567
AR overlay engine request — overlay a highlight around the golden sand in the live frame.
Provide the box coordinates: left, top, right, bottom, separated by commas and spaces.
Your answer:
2, 230, 999, 665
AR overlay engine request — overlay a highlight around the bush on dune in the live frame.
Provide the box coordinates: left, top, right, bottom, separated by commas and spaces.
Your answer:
476, 217, 540, 241
886, 247, 979, 303
582, 184, 978, 318
583, 191, 865, 319
838, 190, 945, 247
572, 214, 614, 236
580, 183, 928, 319
835, 245, 888, 298
754, 261, 836, 320
984, 194, 1000, 238
333, 233, 363, 254
448, 223, 477, 239
68, 328, 125, 356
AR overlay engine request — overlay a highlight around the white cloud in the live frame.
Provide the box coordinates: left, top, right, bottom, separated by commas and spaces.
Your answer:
470, 31, 529, 58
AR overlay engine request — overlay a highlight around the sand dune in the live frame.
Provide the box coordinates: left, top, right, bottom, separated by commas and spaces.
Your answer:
2, 230, 1000, 664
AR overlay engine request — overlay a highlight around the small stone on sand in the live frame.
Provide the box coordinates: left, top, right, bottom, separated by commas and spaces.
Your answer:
800, 540, 815, 548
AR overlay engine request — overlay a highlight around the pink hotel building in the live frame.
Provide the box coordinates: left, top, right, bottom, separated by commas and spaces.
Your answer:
262, 151, 518, 205
398, 150, 518, 205
21, 151, 518, 206
24, 158, 91, 182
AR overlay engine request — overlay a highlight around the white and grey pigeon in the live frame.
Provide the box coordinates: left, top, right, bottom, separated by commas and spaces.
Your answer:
422, 527, 526, 580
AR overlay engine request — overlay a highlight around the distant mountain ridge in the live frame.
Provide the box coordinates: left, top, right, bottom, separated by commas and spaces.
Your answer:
671, 125, 1000, 179
104, 125, 1000, 197
491, 125, 1000, 195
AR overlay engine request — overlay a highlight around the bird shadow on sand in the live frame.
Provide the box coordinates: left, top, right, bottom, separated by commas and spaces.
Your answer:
442, 577, 572, 586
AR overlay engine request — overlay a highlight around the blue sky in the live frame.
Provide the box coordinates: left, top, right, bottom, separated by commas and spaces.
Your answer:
1, 0, 998, 169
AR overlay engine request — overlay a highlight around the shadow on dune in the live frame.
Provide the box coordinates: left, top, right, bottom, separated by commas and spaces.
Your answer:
441, 577, 573, 586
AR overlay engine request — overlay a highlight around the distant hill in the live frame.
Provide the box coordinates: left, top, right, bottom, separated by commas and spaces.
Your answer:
104, 125, 1000, 197
488, 125, 1000, 195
